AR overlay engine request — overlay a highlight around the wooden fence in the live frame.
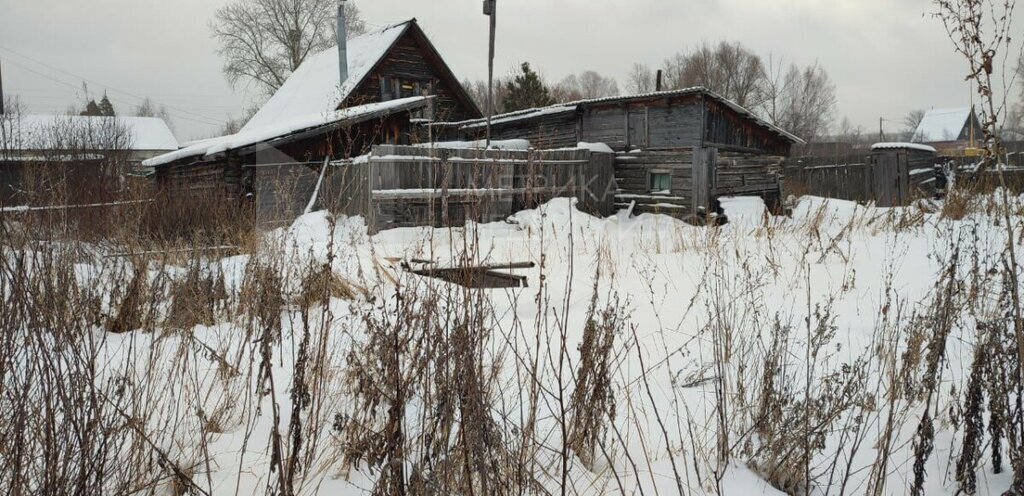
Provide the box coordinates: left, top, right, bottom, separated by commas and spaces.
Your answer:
783, 150, 938, 207
329, 145, 616, 232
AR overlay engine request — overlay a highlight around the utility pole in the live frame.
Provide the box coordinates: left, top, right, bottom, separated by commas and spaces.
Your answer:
483, 0, 496, 147
879, 116, 884, 142
0, 58, 5, 115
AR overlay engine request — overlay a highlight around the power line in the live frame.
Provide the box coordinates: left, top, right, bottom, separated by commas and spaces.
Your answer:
0, 47, 231, 127
1, 56, 228, 127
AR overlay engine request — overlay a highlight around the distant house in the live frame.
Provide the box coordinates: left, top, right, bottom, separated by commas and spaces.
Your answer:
431, 88, 804, 217
0, 114, 178, 166
145, 18, 482, 225
0, 114, 178, 205
913, 107, 983, 156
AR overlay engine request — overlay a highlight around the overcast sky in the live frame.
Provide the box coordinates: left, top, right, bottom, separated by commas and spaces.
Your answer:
1, 0, 1018, 141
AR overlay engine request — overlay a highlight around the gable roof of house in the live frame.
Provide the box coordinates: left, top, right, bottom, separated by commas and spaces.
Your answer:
242, 19, 480, 134
439, 87, 805, 144
914, 107, 974, 143
144, 97, 429, 167
1, 115, 179, 151
242, 21, 413, 133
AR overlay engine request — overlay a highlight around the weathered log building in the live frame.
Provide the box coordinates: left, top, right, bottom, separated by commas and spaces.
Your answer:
145, 18, 482, 225
432, 88, 804, 218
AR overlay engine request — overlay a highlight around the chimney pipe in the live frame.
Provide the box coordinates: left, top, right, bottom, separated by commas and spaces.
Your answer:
337, 0, 349, 85
656, 69, 663, 92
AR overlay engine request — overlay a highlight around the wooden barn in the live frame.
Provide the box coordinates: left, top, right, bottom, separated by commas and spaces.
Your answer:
431, 88, 803, 218
145, 18, 482, 225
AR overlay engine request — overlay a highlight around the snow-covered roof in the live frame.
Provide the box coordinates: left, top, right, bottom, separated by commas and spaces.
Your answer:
242, 21, 412, 133
914, 108, 972, 143
440, 87, 805, 144
872, 142, 938, 153
144, 97, 429, 167
0, 114, 179, 151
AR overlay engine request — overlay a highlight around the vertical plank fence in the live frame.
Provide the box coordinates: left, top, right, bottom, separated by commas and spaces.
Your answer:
325, 145, 616, 232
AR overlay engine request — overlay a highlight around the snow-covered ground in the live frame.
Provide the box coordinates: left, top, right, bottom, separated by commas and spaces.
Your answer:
4, 194, 1023, 495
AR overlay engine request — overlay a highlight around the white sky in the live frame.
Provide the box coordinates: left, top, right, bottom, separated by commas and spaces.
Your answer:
1, 0, 1018, 141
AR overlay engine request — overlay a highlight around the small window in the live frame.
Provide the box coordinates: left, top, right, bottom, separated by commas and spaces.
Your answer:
650, 172, 672, 194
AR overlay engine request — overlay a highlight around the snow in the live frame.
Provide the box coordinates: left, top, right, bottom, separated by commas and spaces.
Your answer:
11, 192, 1024, 495
0, 114, 179, 151
576, 141, 614, 153
872, 142, 938, 153
413, 138, 531, 150
241, 21, 411, 133
459, 105, 577, 129
143, 97, 427, 167
914, 107, 972, 142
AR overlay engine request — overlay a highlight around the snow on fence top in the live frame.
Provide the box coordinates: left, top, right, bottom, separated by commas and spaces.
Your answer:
143, 97, 428, 167
0, 115, 179, 152
241, 21, 412, 133
412, 139, 532, 151
871, 142, 938, 153
913, 107, 972, 142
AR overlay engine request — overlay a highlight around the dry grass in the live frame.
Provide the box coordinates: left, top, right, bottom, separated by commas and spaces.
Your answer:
3, 163, 1024, 496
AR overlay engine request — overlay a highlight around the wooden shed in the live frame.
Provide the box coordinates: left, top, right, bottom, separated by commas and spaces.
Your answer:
432, 88, 803, 219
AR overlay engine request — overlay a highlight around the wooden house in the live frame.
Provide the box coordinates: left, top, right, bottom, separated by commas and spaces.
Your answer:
431, 88, 803, 218
913, 107, 983, 157
145, 18, 482, 225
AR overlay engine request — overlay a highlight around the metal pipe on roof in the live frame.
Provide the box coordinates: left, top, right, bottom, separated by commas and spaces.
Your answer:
337, 0, 349, 85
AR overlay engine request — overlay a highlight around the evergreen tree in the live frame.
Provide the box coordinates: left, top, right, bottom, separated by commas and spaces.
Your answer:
502, 62, 555, 112
80, 99, 102, 116
98, 94, 116, 116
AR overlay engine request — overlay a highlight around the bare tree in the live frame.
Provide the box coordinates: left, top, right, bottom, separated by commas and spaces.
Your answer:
761, 60, 837, 143
905, 109, 926, 140
220, 105, 261, 136
836, 117, 866, 143
552, 71, 619, 102
551, 74, 583, 103
662, 41, 766, 108
0, 97, 28, 162
135, 98, 175, 133
578, 71, 619, 99
627, 63, 655, 94
462, 78, 508, 116
932, 2, 1024, 495
933, 0, 1016, 167
211, 0, 367, 96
